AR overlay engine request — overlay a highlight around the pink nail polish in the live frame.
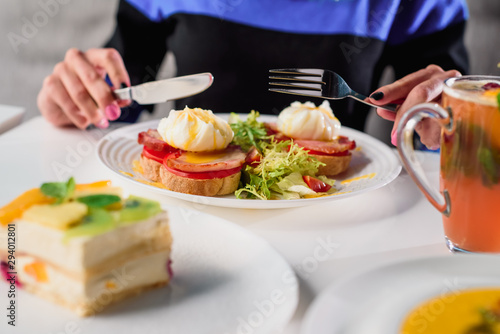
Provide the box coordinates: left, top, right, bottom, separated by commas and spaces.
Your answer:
391, 131, 398, 146
105, 104, 120, 121
96, 118, 109, 129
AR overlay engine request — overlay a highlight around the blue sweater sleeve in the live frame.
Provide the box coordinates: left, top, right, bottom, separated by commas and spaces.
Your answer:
387, 0, 468, 45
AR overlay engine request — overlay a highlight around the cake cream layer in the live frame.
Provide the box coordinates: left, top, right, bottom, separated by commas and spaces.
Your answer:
17, 250, 171, 317
0, 212, 171, 277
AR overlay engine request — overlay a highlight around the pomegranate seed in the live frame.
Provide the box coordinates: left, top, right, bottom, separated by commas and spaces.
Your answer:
482, 82, 500, 90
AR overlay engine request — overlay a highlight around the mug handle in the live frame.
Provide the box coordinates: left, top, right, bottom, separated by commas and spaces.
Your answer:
396, 103, 452, 217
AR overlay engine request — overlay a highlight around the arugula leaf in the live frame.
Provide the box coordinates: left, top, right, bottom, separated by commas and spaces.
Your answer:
76, 194, 121, 208
230, 110, 269, 152
41, 177, 76, 203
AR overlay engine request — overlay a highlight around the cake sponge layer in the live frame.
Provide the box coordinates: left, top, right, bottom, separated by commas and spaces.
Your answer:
17, 249, 171, 317
0, 212, 171, 278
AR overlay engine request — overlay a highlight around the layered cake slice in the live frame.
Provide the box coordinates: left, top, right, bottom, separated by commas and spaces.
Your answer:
0, 178, 172, 316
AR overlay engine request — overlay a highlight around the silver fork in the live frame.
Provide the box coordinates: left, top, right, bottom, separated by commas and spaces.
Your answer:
269, 68, 398, 113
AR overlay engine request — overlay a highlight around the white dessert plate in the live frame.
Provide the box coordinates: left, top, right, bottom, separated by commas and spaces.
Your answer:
0, 104, 25, 135
2, 206, 298, 334
301, 255, 500, 334
96, 115, 401, 209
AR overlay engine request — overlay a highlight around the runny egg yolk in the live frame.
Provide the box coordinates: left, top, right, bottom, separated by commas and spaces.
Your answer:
182, 151, 228, 164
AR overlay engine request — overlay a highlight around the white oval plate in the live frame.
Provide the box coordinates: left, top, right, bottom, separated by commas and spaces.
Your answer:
4, 206, 298, 334
96, 115, 401, 209
301, 255, 500, 334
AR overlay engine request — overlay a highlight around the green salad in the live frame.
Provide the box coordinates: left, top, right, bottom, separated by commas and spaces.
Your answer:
229, 111, 337, 200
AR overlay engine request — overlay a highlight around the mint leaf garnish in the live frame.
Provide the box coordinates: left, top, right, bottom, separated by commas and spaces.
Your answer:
497, 91, 500, 111
478, 148, 499, 186
67, 177, 75, 198
76, 194, 121, 208
40, 177, 76, 203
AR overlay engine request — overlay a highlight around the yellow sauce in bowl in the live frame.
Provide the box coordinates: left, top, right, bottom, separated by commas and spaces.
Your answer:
401, 289, 500, 334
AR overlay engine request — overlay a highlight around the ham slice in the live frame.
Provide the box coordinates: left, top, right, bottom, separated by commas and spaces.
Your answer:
264, 122, 279, 135
294, 136, 356, 155
165, 147, 246, 172
270, 126, 356, 155
138, 129, 177, 153
264, 122, 292, 142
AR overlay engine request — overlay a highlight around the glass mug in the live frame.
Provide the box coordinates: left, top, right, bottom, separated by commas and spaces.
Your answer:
397, 76, 500, 253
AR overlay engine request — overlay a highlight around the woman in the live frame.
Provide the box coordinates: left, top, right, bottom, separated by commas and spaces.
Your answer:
37, 0, 468, 148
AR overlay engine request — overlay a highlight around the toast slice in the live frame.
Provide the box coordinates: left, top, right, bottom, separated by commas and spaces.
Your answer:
311, 153, 352, 176
140, 155, 240, 196
160, 166, 240, 196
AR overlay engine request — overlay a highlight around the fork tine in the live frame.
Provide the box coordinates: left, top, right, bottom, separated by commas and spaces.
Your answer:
269, 68, 323, 77
269, 75, 324, 84
269, 81, 322, 91
268, 88, 324, 98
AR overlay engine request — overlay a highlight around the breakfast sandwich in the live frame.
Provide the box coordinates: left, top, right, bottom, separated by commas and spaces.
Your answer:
0, 179, 172, 317
138, 107, 246, 196
272, 101, 356, 176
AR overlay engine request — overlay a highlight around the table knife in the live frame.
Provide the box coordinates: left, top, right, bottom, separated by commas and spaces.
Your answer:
113, 73, 214, 104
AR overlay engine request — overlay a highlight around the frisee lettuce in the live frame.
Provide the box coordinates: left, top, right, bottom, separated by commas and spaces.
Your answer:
229, 110, 269, 152
235, 139, 331, 200
270, 172, 336, 199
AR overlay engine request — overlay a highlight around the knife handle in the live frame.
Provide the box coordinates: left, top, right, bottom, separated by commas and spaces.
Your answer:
105, 74, 132, 101
113, 87, 132, 101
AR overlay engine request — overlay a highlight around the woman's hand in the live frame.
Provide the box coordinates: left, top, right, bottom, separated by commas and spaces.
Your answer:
37, 48, 131, 129
368, 65, 461, 149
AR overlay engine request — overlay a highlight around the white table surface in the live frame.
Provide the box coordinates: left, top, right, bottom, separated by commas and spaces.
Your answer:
0, 117, 451, 334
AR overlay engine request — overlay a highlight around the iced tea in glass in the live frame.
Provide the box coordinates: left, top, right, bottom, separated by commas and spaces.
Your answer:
398, 76, 500, 253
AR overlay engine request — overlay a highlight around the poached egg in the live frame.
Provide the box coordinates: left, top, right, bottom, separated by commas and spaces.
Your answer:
277, 101, 341, 141
157, 107, 233, 152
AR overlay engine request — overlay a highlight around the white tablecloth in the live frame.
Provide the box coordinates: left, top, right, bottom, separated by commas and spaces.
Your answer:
0, 117, 451, 333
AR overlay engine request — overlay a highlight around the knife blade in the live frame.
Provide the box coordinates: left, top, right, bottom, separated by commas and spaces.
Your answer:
113, 73, 214, 104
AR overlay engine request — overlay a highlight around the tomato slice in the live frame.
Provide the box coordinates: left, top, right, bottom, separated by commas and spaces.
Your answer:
142, 147, 168, 163
163, 165, 242, 180
245, 146, 262, 166
303, 175, 332, 192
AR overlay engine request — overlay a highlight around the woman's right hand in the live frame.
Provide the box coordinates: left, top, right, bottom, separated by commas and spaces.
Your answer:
37, 48, 132, 129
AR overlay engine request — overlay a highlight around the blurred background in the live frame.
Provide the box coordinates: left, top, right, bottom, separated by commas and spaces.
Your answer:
0, 0, 499, 139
